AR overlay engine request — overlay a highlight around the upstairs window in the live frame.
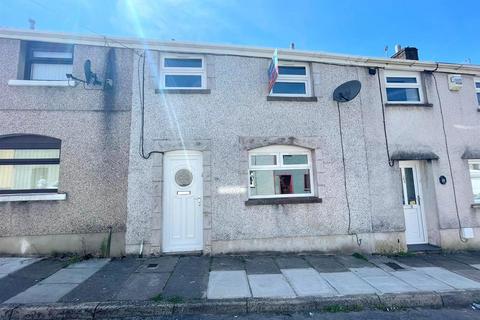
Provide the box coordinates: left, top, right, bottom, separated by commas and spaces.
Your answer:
0, 135, 61, 194
248, 145, 314, 199
475, 78, 480, 106
270, 63, 311, 97
160, 56, 206, 89
24, 42, 74, 81
385, 71, 423, 103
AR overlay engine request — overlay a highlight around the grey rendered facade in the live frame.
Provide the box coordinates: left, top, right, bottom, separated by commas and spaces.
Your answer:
1, 29, 480, 256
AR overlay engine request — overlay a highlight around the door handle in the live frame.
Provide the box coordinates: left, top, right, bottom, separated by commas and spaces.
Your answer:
417, 195, 421, 206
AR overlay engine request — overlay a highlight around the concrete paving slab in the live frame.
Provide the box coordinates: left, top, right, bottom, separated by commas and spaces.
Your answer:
210, 256, 245, 271
207, 270, 251, 299
60, 258, 143, 302
304, 255, 348, 273
245, 256, 280, 274
41, 267, 100, 284
391, 270, 455, 292
350, 267, 390, 277
335, 255, 373, 268
162, 256, 210, 299
421, 255, 475, 271
416, 267, 480, 289
354, 272, 417, 294
450, 253, 480, 265
65, 258, 110, 269
392, 256, 436, 268
135, 256, 178, 273
453, 269, 480, 282
275, 256, 309, 269
320, 272, 378, 295
5, 283, 78, 304
281, 268, 336, 297
248, 274, 296, 298
115, 272, 170, 301
4, 258, 110, 304
0, 258, 40, 278
0, 258, 66, 303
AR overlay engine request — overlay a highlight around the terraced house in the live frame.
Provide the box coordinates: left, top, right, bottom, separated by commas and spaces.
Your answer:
1, 28, 480, 257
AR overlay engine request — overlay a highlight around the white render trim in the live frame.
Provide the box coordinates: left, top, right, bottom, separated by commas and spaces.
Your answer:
1, 28, 480, 75
0, 193, 67, 202
8, 79, 77, 87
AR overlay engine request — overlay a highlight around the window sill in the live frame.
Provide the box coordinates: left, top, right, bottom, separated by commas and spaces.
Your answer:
267, 96, 318, 102
155, 88, 211, 94
385, 103, 433, 108
8, 80, 77, 87
245, 196, 322, 206
0, 193, 67, 202
471, 203, 480, 208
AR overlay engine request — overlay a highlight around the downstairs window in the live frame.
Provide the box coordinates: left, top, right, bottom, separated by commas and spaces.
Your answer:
468, 160, 480, 204
0, 135, 61, 194
248, 145, 314, 198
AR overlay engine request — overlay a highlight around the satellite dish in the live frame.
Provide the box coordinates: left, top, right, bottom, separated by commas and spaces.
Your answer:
333, 80, 361, 102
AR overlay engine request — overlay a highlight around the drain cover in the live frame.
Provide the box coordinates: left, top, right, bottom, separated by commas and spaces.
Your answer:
385, 262, 404, 270
147, 263, 158, 268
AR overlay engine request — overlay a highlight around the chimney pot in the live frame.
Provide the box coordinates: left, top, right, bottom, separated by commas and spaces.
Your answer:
391, 46, 419, 61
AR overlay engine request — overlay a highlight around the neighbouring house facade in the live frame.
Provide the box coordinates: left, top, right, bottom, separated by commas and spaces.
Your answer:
1, 29, 480, 256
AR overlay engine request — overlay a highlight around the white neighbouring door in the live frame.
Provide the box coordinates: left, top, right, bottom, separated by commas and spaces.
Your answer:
399, 161, 428, 244
163, 150, 203, 253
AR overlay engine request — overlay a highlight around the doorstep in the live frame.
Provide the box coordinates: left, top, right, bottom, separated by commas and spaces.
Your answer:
407, 244, 442, 253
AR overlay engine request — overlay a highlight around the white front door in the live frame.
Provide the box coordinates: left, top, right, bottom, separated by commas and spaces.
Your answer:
400, 161, 428, 244
163, 150, 203, 253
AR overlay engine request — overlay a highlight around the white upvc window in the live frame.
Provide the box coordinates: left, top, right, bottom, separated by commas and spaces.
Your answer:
160, 55, 206, 89
385, 70, 424, 103
25, 42, 74, 81
468, 160, 480, 204
0, 135, 61, 195
474, 78, 480, 106
270, 62, 311, 97
248, 145, 314, 199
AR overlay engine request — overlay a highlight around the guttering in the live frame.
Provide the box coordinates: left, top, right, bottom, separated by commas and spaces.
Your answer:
1, 28, 480, 75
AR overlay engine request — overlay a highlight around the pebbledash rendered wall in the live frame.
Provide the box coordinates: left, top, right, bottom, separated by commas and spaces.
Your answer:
125, 52, 403, 255
383, 71, 480, 250
2, 30, 480, 257
0, 37, 133, 256
125, 50, 480, 255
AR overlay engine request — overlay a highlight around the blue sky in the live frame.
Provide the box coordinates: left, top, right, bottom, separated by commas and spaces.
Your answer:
0, 0, 479, 64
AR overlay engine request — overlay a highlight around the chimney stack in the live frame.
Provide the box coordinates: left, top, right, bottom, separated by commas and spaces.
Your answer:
391, 44, 419, 60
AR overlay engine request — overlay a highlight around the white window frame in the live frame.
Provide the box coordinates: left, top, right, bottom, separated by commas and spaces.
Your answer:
385, 70, 424, 103
269, 62, 311, 97
468, 159, 480, 204
160, 54, 206, 89
248, 145, 314, 199
474, 78, 480, 106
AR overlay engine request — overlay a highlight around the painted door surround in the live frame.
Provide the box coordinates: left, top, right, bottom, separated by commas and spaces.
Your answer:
399, 161, 428, 245
163, 150, 203, 253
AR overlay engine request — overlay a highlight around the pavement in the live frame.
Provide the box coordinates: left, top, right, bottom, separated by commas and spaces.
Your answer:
1, 252, 480, 318
92, 308, 480, 319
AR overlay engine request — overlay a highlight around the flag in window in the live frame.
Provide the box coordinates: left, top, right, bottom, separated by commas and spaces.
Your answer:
267, 49, 278, 93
